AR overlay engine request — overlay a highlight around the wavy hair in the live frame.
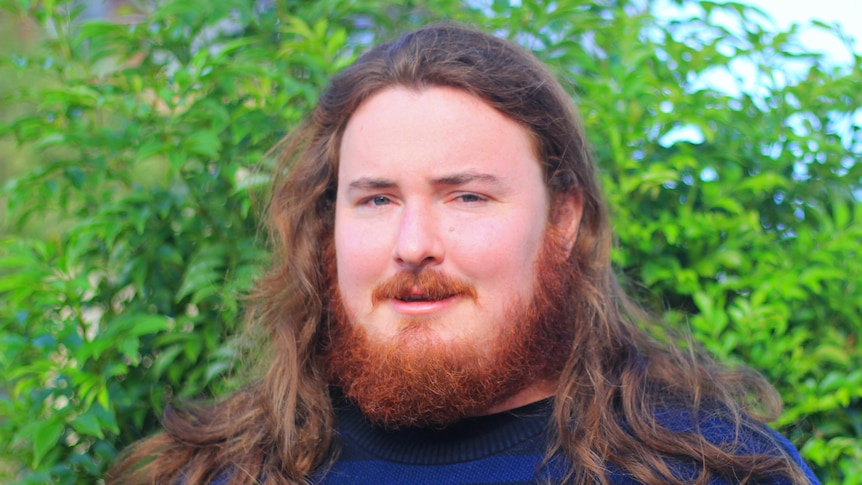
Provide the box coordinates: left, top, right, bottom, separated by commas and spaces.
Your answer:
108, 23, 809, 485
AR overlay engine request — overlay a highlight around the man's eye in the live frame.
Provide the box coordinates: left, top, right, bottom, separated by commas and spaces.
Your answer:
456, 193, 485, 203
368, 195, 391, 206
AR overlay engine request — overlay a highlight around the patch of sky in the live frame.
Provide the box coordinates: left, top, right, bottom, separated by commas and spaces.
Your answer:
651, 0, 860, 194
700, 167, 718, 182
659, 124, 705, 146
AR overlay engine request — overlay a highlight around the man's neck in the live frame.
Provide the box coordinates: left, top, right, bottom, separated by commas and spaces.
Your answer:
480, 379, 556, 416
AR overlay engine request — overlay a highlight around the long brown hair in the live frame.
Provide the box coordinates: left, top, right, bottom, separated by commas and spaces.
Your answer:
108, 23, 809, 485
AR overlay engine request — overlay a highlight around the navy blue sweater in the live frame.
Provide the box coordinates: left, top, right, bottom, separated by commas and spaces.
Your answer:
314, 399, 820, 485
207, 399, 819, 484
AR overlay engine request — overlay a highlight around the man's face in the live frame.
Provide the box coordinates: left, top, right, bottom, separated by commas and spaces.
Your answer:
329, 86, 579, 426
335, 85, 550, 346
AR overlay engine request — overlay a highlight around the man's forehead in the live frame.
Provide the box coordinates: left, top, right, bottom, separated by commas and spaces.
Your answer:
336, 86, 545, 193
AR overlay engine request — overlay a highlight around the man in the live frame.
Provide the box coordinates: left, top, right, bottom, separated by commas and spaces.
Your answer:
109, 24, 819, 484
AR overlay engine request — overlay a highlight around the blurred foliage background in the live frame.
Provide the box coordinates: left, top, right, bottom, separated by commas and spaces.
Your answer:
0, 0, 859, 483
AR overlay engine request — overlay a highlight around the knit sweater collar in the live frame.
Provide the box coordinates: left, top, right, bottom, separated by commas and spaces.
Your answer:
333, 398, 553, 465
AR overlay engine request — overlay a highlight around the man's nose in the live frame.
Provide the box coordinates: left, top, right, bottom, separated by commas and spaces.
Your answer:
393, 202, 444, 269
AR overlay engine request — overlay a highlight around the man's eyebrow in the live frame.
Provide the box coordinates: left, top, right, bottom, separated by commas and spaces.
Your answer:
432, 172, 502, 186
348, 173, 504, 190
348, 177, 396, 190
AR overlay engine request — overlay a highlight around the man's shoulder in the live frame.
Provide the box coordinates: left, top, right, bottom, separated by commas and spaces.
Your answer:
650, 406, 820, 484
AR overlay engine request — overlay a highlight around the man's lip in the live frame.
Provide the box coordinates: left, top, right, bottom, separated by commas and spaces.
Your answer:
397, 291, 453, 303
389, 294, 459, 315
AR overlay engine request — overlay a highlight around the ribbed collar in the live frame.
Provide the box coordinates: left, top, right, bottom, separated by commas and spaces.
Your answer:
333, 398, 553, 465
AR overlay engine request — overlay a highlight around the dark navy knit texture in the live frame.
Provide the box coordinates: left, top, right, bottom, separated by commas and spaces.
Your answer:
207, 398, 820, 484
311, 398, 820, 485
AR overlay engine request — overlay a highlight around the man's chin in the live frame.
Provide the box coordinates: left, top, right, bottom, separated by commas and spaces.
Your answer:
326, 325, 511, 429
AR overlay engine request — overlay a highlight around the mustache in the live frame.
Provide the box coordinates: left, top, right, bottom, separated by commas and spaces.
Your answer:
371, 270, 478, 307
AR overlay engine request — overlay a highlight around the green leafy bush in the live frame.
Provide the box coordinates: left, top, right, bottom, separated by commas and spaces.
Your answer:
0, 0, 859, 483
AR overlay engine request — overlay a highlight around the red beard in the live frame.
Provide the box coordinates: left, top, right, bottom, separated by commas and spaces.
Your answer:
320, 230, 576, 429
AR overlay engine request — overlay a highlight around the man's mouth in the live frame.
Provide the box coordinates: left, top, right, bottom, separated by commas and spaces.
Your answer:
388, 290, 459, 316
371, 270, 478, 308
396, 293, 452, 303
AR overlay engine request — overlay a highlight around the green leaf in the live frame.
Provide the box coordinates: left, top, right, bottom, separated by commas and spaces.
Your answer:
182, 130, 222, 159
32, 419, 64, 468
70, 407, 105, 439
